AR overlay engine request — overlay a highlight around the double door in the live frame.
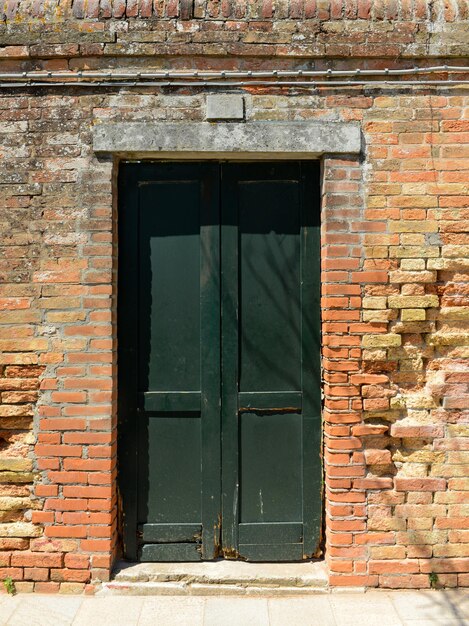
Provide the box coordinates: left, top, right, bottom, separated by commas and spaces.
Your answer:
118, 161, 321, 562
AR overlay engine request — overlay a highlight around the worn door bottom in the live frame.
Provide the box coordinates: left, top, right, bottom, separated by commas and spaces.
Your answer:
101, 560, 328, 596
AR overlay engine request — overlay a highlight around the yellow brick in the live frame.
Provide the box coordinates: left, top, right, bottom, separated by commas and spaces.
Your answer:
388, 295, 439, 308
363, 410, 401, 422
364, 246, 388, 258
408, 518, 433, 531
38, 297, 81, 309
427, 332, 469, 346
439, 307, 469, 320
0, 458, 32, 472
448, 425, 469, 437
406, 410, 432, 422
363, 296, 387, 309
405, 396, 439, 409
434, 545, 469, 558
447, 451, 469, 463
442, 245, 469, 258
433, 465, 468, 477
0, 497, 36, 511
389, 345, 433, 359
0, 405, 33, 417
362, 334, 402, 348
397, 463, 429, 477
368, 517, 407, 532
362, 349, 387, 360
0, 523, 42, 538
389, 195, 435, 208
427, 258, 469, 270
363, 310, 396, 322
392, 321, 434, 335
46, 312, 87, 323
14, 583, 35, 593
370, 546, 407, 560
0, 311, 40, 324
391, 246, 440, 258
401, 309, 426, 321
401, 531, 447, 545
366, 234, 399, 246
0, 339, 49, 352
0, 472, 34, 483
368, 183, 401, 195
389, 220, 438, 233
401, 259, 426, 270
400, 234, 425, 245
390, 270, 436, 283
375, 96, 394, 108
59, 583, 87, 594
428, 183, 469, 195
367, 197, 387, 208
401, 183, 429, 196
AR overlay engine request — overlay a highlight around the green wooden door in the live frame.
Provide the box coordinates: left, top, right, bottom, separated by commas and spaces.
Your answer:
118, 161, 321, 562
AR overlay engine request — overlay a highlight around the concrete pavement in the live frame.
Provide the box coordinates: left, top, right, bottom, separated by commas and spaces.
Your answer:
0, 590, 468, 626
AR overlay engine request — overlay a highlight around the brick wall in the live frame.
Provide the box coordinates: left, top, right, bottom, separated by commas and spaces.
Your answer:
0, 1, 468, 592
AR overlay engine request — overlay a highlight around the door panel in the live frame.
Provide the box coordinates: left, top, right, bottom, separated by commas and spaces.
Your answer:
238, 179, 301, 392
144, 416, 202, 524
221, 162, 321, 561
118, 163, 220, 561
118, 161, 321, 563
138, 181, 201, 393
239, 411, 303, 522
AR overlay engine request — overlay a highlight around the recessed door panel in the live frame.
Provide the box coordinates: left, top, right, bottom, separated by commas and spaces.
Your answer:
239, 411, 303, 523
138, 182, 201, 393
238, 181, 302, 393
144, 416, 202, 524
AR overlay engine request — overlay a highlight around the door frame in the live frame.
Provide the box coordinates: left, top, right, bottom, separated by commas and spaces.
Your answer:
94, 118, 362, 572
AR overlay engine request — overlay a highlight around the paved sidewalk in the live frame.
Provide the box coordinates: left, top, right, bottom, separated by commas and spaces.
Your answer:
0, 590, 468, 625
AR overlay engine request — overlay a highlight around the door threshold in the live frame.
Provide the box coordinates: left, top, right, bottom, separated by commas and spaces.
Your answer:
100, 559, 328, 596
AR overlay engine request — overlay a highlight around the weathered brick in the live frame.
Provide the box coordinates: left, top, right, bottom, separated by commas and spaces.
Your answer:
0, 0, 468, 594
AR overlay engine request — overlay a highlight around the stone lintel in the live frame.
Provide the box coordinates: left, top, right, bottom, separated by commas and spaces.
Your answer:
93, 121, 361, 157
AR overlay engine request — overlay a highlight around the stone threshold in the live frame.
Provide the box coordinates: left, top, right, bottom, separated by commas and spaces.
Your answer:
99, 560, 328, 596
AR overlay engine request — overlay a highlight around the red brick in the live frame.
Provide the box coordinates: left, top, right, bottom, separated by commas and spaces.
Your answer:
0, 568, 23, 581
329, 575, 379, 587
351, 271, 388, 283
44, 498, 88, 512
50, 392, 87, 403
23, 567, 49, 581
80, 539, 112, 552
369, 560, 420, 574
45, 526, 87, 539
32, 511, 54, 524
35, 485, 59, 497
50, 568, 90, 583
11, 552, 63, 568
395, 478, 447, 492
35, 444, 82, 457
62, 486, 110, 499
